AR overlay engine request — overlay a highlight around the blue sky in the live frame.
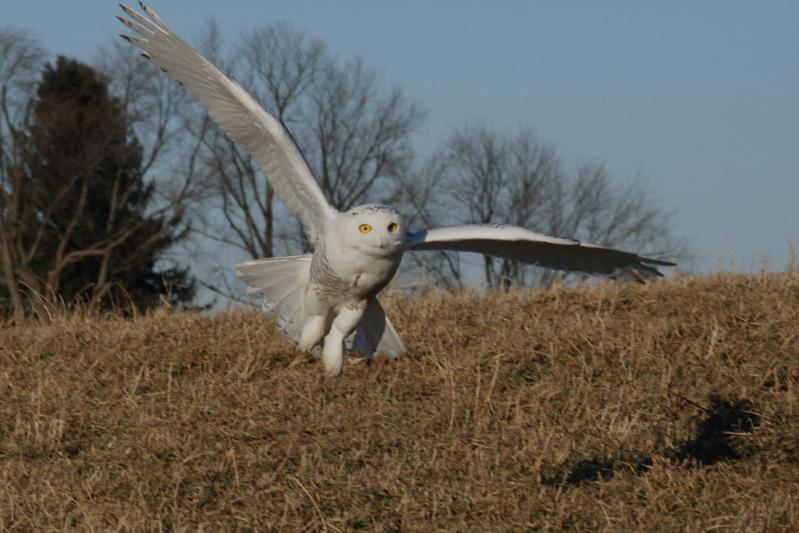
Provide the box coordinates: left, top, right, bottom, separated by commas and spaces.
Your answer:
7, 1, 799, 272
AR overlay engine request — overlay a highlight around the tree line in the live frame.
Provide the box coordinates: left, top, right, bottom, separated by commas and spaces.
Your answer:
0, 22, 684, 318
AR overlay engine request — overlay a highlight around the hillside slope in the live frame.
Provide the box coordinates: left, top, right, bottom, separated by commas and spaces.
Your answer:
1, 273, 798, 530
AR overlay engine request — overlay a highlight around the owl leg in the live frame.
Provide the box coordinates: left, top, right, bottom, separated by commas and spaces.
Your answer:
321, 305, 365, 377
298, 314, 327, 353
297, 284, 330, 353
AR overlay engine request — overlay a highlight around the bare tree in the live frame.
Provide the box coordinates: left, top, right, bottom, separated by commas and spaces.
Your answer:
448, 125, 511, 287
188, 22, 327, 263
190, 22, 425, 299
497, 128, 564, 287
304, 57, 425, 212
0, 27, 46, 317
394, 153, 464, 289
407, 123, 685, 289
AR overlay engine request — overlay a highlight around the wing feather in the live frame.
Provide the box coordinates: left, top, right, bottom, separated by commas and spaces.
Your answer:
349, 298, 405, 358
407, 224, 675, 279
118, 3, 335, 243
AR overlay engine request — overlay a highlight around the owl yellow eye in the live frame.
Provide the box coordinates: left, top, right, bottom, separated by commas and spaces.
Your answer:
387, 222, 398, 233
358, 224, 372, 234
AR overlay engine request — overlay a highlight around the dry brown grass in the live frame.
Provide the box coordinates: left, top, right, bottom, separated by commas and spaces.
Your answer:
1, 272, 798, 531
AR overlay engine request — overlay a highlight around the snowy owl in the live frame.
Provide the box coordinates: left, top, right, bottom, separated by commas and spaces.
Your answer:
118, 3, 675, 376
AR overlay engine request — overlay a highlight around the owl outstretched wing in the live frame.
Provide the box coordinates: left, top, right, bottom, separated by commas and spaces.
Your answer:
407, 224, 675, 280
117, 2, 336, 243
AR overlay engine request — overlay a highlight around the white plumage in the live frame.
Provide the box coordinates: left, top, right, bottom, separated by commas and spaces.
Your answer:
118, 3, 675, 376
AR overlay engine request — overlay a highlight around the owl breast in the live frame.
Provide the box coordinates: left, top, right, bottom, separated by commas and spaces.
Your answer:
352, 256, 401, 296
310, 241, 403, 303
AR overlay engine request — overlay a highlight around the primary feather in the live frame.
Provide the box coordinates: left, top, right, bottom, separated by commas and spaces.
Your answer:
118, 2, 335, 244
407, 224, 674, 279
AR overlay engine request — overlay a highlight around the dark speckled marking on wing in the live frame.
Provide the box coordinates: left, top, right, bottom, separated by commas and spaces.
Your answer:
477, 223, 510, 229
309, 240, 351, 300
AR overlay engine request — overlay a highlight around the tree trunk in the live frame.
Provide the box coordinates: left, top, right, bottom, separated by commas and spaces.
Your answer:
484, 255, 495, 289
89, 250, 113, 312
0, 233, 25, 319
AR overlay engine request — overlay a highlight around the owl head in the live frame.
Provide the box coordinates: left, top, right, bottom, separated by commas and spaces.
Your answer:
335, 204, 405, 257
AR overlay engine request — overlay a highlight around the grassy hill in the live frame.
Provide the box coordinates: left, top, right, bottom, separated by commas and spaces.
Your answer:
1, 272, 797, 531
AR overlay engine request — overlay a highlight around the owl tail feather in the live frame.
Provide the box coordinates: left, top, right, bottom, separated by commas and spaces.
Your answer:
236, 254, 312, 346
348, 298, 406, 358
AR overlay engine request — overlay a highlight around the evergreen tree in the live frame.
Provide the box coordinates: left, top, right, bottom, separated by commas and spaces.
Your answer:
8, 56, 193, 311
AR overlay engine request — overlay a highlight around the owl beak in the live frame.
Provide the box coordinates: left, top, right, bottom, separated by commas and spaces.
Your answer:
379, 237, 399, 252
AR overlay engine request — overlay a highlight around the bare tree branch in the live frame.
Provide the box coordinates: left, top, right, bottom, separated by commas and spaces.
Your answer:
407, 123, 687, 289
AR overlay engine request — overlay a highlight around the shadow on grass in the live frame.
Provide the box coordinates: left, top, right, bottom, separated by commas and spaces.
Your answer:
546, 456, 654, 485
542, 394, 761, 486
675, 395, 760, 465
